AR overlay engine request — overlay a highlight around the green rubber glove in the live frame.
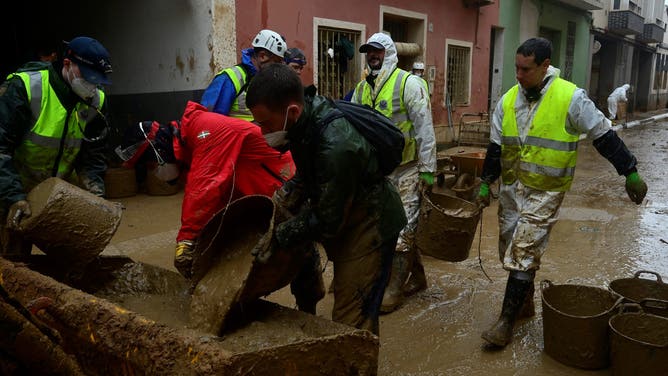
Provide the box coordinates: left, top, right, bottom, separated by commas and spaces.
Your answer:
476, 182, 490, 208
625, 172, 647, 205
419, 172, 435, 186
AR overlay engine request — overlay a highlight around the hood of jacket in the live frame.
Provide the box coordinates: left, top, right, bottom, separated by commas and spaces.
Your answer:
241, 47, 258, 76
365, 33, 398, 98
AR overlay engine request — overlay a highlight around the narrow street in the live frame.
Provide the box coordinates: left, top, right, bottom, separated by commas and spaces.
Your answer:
104, 117, 668, 375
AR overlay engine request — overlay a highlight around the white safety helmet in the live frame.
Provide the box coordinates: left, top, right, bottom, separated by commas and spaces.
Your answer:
252, 29, 287, 58
412, 62, 425, 70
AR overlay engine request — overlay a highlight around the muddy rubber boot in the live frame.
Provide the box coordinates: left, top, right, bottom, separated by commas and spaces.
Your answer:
403, 250, 427, 297
380, 252, 412, 313
517, 282, 535, 319
481, 276, 532, 347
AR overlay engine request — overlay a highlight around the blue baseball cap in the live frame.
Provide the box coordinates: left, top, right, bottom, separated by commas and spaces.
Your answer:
64, 36, 113, 85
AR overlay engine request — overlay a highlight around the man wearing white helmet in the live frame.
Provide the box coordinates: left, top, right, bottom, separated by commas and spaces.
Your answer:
201, 29, 287, 119
352, 32, 437, 313
412, 62, 425, 77
412, 61, 430, 94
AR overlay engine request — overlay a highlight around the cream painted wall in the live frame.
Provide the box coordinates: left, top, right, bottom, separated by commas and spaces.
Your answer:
95, 0, 236, 95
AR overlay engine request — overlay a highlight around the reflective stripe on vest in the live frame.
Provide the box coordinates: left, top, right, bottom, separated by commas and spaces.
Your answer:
501, 78, 579, 192
11, 69, 105, 191
355, 69, 415, 164
218, 65, 253, 121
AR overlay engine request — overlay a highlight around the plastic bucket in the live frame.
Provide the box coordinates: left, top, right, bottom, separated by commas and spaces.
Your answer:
609, 304, 668, 376
415, 189, 480, 262
541, 280, 623, 369
609, 271, 668, 318
189, 195, 306, 335
104, 167, 137, 198
18, 177, 122, 270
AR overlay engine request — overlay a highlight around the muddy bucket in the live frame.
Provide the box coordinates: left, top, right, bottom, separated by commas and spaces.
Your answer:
541, 280, 623, 369
17, 177, 122, 269
189, 195, 306, 335
104, 167, 137, 198
145, 166, 180, 196
609, 271, 668, 318
609, 303, 668, 376
415, 189, 480, 262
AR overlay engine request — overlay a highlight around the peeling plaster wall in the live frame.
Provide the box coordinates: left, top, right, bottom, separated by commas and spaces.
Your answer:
99, 0, 229, 94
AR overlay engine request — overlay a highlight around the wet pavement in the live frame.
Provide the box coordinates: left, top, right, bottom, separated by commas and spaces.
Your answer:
103, 115, 668, 375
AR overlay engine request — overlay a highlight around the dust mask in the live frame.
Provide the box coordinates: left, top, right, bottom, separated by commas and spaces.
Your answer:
67, 66, 97, 103
263, 107, 290, 149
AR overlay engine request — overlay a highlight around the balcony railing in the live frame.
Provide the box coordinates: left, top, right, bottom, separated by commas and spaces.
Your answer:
638, 23, 666, 43
608, 10, 645, 35
556, 0, 603, 10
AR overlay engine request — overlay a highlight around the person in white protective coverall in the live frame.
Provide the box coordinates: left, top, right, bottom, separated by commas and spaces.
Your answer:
352, 33, 437, 313
476, 38, 648, 348
411, 61, 430, 94
607, 84, 630, 120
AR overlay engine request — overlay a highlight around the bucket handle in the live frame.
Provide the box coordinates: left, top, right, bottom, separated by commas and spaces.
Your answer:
640, 298, 668, 313
540, 279, 553, 293
633, 270, 664, 284
616, 302, 643, 315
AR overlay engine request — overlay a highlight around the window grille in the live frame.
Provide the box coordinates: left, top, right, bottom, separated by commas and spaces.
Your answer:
446, 44, 471, 105
317, 27, 362, 100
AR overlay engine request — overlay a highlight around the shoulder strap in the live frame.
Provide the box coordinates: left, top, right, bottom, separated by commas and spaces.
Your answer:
234, 64, 252, 100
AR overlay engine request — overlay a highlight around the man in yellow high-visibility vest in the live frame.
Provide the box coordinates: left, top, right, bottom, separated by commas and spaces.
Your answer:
352, 32, 436, 313
477, 37, 647, 348
0, 36, 112, 259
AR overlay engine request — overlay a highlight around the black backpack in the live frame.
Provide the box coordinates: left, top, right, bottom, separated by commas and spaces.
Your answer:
318, 99, 405, 175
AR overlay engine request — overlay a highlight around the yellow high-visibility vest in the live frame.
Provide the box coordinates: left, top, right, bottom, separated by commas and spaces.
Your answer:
9, 69, 105, 191
501, 78, 579, 192
217, 65, 253, 121
354, 69, 416, 164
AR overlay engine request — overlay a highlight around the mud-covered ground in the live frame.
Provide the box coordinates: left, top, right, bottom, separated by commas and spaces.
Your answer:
104, 116, 668, 375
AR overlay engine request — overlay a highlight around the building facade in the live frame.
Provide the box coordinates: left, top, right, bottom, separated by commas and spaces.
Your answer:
496, 0, 604, 111
591, 0, 667, 112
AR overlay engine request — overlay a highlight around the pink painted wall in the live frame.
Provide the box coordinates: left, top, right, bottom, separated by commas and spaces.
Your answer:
235, 0, 499, 126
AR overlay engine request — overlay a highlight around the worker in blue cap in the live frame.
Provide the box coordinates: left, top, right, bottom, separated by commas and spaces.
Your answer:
0, 36, 113, 259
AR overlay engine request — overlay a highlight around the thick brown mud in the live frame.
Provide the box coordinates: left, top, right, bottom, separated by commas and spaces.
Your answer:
102, 119, 668, 375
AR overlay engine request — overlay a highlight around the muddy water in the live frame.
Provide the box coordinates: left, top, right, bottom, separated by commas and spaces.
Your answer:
104, 120, 668, 375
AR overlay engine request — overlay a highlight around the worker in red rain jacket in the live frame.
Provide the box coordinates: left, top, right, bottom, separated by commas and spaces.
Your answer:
174, 101, 296, 251
116, 101, 325, 312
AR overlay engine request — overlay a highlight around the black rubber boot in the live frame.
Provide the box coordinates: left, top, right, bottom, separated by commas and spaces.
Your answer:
517, 281, 535, 319
380, 252, 412, 313
481, 276, 532, 347
404, 250, 427, 297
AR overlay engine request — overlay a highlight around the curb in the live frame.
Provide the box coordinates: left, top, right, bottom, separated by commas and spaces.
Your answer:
613, 111, 668, 131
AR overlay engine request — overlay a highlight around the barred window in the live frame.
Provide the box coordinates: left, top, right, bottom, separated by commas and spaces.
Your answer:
317, 27, 362, 100
446, 41, 472, 106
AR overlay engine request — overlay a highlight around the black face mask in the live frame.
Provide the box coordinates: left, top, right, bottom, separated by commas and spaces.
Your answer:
524, 77, 550, 103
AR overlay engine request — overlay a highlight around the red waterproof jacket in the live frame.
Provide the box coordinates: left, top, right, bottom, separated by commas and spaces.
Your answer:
175, 101, 295, 242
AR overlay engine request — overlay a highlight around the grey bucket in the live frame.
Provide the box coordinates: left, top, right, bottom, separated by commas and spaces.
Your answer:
609, 302, 668, 376
541, 280, 623, 369
609, 271, 668, 318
